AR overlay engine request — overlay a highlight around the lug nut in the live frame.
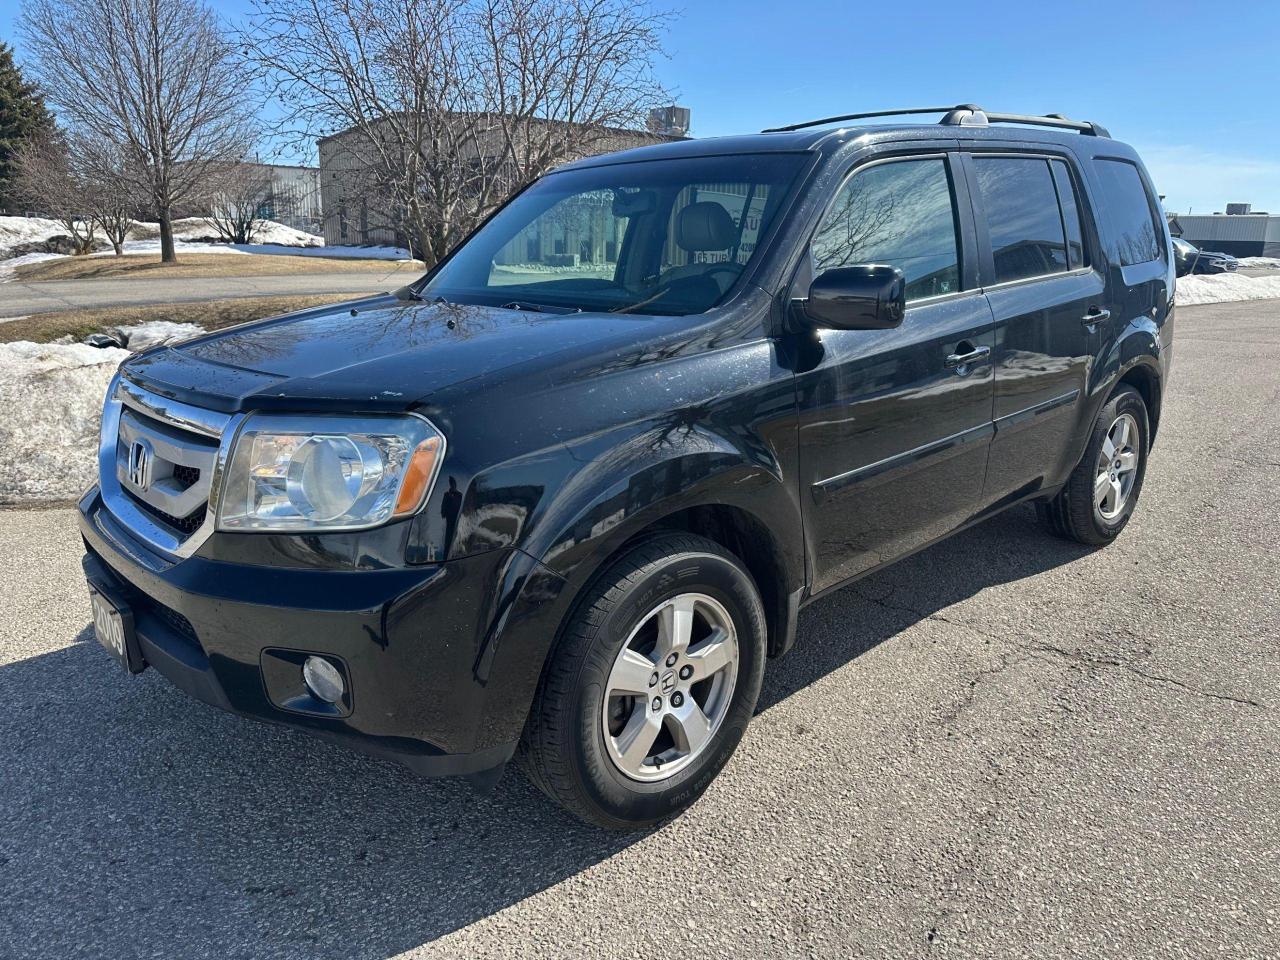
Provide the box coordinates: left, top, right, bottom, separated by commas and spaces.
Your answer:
665, 653, 678, 667
671, 692, 684, 708
649, 672, 659, 687
651, 696, 662, 711
679, 665, 693, 680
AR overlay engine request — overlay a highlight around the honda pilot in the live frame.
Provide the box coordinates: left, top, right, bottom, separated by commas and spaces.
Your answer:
80, 105, 1179, 828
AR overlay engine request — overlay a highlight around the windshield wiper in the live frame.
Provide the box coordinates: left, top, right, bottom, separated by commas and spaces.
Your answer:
500, 300, 581, 315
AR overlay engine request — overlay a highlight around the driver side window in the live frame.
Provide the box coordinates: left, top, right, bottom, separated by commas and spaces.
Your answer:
812, 157, 962, 302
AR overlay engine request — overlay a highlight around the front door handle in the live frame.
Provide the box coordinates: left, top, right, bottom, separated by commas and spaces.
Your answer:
1081, 307, 1111, 327
944, 344, 991, 370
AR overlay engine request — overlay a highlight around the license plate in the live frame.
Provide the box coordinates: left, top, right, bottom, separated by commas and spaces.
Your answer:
89, 585, 141, 673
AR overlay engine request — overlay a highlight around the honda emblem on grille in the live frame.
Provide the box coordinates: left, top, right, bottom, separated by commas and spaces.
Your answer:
127, 438, 154, 491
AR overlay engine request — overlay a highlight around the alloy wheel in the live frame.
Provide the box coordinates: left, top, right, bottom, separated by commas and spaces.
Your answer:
1094, 412, 1140, 522
601, 593, 739, 782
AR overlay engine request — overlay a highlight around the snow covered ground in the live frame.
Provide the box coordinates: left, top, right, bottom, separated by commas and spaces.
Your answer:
0, 251, 67, 281
0, 215, 418, 280
1176, 271, 1280, 306
1237, 256, 1280, 269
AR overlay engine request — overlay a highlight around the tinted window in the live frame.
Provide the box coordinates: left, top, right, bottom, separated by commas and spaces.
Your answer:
1093, 159, 1161, 266
1050, 159, 1086, 270
973, 157, 1068, 284
812, 157, 961, 302
424, 153, 805, 316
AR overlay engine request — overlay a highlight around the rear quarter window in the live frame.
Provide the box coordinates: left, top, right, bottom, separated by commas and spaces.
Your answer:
1092, 158, 1163, 266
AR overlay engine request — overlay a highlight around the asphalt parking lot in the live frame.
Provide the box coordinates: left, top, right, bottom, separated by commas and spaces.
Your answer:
1, 299, 1277, 959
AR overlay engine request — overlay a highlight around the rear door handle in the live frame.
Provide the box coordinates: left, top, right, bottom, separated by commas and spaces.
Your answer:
944, 344, 991, 370
1081, 307, 1111, 327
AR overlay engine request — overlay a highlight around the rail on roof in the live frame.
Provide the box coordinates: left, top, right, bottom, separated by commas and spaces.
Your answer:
761, 104, 1110, 138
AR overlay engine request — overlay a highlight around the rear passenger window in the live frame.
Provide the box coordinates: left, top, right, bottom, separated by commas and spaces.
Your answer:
812, 157, 961, 302
1093, 159, 1162, 266
1050, 160, 1086, 270
973, 157, 1069, 284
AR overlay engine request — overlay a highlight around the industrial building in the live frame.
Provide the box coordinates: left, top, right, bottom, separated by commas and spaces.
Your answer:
317, 108, 690, 249
1169, 204, 1280, 257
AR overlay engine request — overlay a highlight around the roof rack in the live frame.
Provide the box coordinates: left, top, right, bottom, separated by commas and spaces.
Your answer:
761, 104, 1111, 138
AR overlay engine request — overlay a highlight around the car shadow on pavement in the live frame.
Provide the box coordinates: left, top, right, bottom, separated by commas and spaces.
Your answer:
0, 505, 1091, 959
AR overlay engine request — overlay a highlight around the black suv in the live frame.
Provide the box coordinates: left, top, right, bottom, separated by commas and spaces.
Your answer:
81, 105, 1179, 828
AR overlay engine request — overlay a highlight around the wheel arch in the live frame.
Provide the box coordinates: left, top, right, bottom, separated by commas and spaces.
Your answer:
1114, 359, 1162, 441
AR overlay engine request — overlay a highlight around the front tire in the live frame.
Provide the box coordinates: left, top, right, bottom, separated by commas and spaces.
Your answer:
518, 533, 766, 829
1037, 385, 1150, 545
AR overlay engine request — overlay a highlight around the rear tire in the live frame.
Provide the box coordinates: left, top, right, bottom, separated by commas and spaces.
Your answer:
518, 533, 766, 829
1037, 385, 1149, 545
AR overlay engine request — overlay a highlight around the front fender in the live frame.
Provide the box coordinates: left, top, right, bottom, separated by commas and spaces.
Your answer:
526, 416, 798, 581
465, 408, 804, 748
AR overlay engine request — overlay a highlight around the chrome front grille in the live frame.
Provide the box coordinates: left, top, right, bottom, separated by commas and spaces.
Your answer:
116, 408, 219, 524
98, 375, 244, 558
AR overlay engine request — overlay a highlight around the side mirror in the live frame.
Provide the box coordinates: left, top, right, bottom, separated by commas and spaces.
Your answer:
1171, 239, 1198, 278
803, 265, 906, 330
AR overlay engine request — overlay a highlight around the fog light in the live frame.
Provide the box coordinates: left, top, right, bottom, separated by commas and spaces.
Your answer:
302, 656, 344, 703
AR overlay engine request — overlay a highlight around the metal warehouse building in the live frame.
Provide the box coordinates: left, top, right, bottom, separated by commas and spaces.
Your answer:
1169, 208, 1280, 257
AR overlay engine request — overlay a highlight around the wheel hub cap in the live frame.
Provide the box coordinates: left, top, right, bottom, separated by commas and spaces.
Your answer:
601, 593, 739, 783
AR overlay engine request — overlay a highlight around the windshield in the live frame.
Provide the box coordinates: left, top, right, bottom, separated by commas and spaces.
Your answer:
420, 153, 807, 316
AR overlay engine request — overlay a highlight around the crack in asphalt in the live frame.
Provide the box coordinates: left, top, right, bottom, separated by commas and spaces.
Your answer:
851, 585, 1266, 717
1022, 641, 1265, 708
851, 569, 1269, 952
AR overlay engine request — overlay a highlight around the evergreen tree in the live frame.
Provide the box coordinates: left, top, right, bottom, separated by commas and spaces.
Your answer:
0, 41, 54, 212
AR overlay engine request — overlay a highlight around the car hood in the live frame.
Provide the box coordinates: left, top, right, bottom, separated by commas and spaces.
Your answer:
122, 294, 687, 413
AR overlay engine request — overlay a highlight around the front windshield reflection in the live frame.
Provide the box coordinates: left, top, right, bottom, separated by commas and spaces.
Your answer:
420, 154, 806, 317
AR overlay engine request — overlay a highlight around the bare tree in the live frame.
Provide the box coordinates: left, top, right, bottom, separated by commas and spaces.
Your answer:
243, 0, 669, 264
79, 136, 140, 255
204, 162, 278, 244
14, 129, 142, 255
19, 0, 255, 262
12, 130, 97, 254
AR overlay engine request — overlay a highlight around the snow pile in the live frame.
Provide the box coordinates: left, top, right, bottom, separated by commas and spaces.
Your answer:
1177, 272, 1280, 306
2, 214, 320, 256
0, 321, 206, 502
1237, 256, 1280, 269
243, 221, 323, 246
0, 341, 128, 502
127, 217, 322, 247
0, 215, 68, 258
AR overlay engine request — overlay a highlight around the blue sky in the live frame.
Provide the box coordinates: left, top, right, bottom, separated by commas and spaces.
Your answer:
3, 0, 1277, 213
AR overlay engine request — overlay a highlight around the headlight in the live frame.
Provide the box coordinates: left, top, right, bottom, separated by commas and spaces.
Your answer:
217, 413, 445, 532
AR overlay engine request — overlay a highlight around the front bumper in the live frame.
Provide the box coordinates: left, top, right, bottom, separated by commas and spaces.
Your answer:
78, 487, 521, 778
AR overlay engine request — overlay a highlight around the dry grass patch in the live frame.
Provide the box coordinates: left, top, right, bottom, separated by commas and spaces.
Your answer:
0, 293, 363, 344
14, 251, 425, 282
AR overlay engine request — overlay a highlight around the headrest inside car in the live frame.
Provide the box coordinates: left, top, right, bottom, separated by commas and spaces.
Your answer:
676, 202, 736, 252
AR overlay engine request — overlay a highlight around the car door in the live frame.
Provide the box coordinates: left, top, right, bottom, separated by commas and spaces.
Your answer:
792, 152, 997, 595
962, 152, 1105, 504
